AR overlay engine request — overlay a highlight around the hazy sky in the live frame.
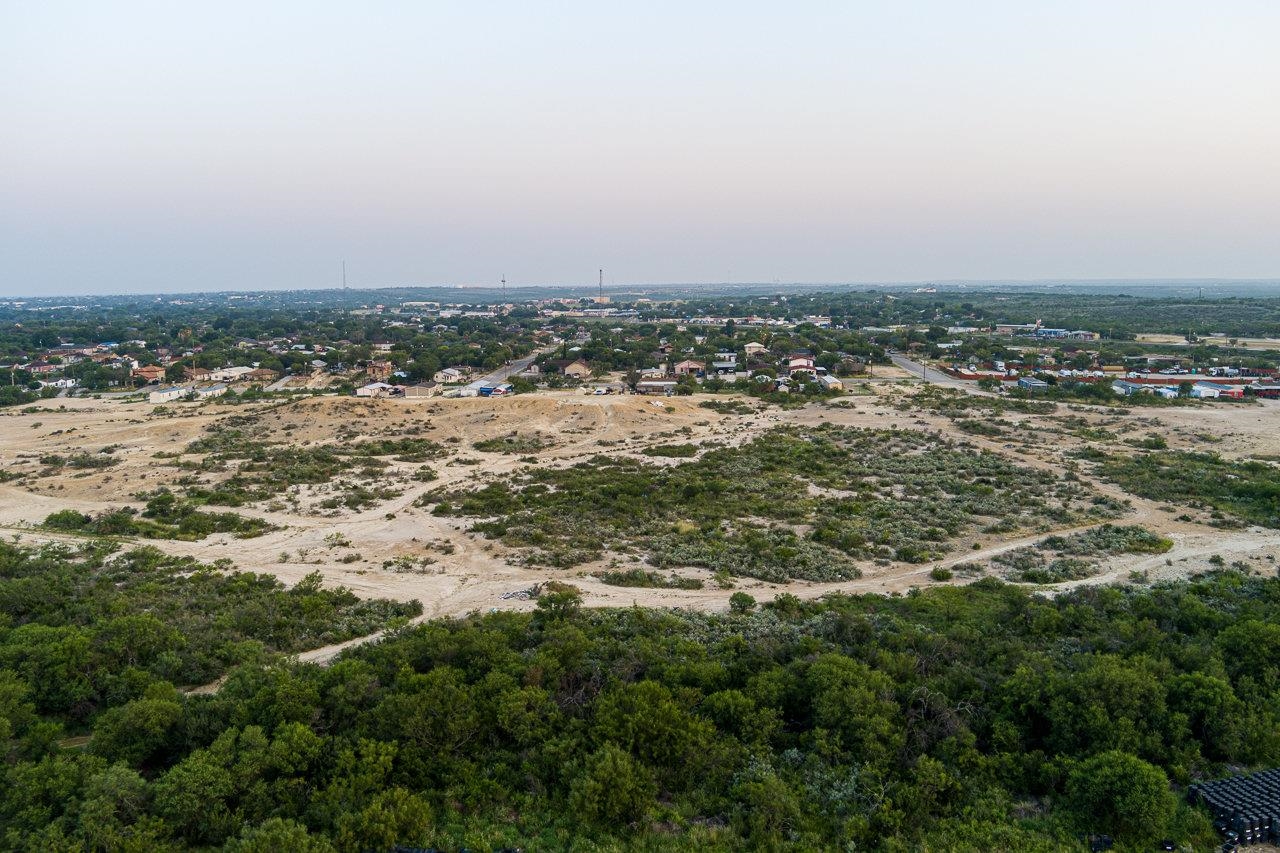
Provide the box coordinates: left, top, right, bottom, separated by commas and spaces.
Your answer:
3, 2, 1278, 294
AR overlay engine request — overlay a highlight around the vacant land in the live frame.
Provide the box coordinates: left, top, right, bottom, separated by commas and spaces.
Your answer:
2, 382, 1280, 622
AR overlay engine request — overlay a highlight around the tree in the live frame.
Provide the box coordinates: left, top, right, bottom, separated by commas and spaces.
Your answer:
1064, 750, 1174, 842
728, 592, 756, 614
224, 818, 335, 853
568, 743, 656, 828
89, 688, 183, 765
333, 788, 432, 853
533, 582, 582, 626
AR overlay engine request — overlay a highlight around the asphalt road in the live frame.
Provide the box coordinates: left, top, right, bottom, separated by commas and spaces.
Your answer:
888, 353, 978, 390
478, 347, 551, 384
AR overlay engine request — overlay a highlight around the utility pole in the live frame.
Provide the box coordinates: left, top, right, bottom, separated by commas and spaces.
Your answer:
342, 260, 347, 290
501, 275, 506, 300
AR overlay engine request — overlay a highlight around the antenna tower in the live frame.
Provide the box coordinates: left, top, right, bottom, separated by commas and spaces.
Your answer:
598, 268, 603, 298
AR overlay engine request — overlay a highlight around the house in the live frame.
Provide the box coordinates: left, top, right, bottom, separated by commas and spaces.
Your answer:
434, 367, 468, 383
148, 385, 191, 404
563, 359, 592, 379
192, 383, 227, 400
403, 381, 441, 398
183, 366, 213, 381
25, 361, 58, 375
1247, 383, 1280, 399
1191, 381, 1242, 399
635, 379, 678, 395
673, 359, 705, 377
638, 366, 668, 379
366, 360, 394, 381
743, 342, 767, 356
1111, 380, 1146, 396
355, 382, 401, 398
1018, 376, 1050, 392
131, 365, 166, 384
210, 366, 254, 382
818, 374, 843, 391
714, 351, 737, 365
838, 355, 869, 375
245, 368, 280, 382
787, 355, 816, 375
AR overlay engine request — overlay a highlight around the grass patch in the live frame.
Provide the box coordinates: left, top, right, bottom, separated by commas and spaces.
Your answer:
1097, 451, 1280, 528
641, 443, 700, 458
424, 425, 1120, 582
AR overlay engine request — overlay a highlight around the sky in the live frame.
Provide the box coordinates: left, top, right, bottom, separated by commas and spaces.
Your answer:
2, 1, 1279, 295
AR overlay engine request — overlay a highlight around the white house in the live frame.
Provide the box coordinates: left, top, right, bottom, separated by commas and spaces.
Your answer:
1190, 382, 1220, 399
818, 374, 843, 391
433, 367, 467, 383
148, 385, 191, 404
209, 366, 254, 382
193, 383, 228, 400
355, 382, 400, 398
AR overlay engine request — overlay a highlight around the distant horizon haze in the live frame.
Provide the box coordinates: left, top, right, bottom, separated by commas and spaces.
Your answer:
3, 2, 1278, 294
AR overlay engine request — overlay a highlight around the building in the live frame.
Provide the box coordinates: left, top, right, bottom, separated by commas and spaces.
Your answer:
193, 383, 228, 400
787, 355, 816, 374
1192, 381, 1243, 399
355, 382, 401, 398
131, 365, 166, 384
245, 368, 280, 382
366, 360, 394, 381
209, 366, 254, 382
403, 381, 441, 398
149, 385, 190, 404
563, 359, 592, 379
635, 379, 678, 395
1245, 383, 1280, 399
673, 359, 705, 377
743, 342, 767, 356
434, 366, 468, 383
818, 374, 843, 391
1111, 380, 1145, 396
183, 366, 213, 381
995, 323, 1040, 335
1018, 376, 1050, 392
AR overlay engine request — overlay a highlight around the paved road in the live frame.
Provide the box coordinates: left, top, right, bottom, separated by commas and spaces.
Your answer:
888, 353, 980, 391
478, 347, 551, 384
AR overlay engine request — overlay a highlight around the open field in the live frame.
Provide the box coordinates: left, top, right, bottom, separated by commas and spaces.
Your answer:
1137, 332, 1280, 349
5, 379, 1280, 637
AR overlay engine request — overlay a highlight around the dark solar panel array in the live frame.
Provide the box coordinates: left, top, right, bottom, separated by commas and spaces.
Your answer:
1189, 769, 1280, 848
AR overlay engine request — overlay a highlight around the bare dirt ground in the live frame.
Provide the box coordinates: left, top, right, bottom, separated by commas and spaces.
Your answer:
1137, 332, 1280, 351
3, 383, 1279, 655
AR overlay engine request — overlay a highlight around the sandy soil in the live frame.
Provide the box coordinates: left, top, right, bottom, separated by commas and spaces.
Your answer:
1137, 332, 1280, 350
3, 384, 1279, 660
